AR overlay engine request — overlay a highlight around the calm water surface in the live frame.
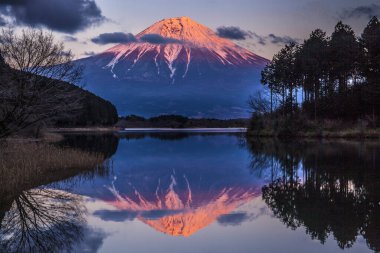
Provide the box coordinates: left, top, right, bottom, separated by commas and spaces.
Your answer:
1, 133, 379, 253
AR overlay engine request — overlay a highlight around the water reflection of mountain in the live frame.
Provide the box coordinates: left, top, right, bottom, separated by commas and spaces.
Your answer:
78, 134, 260, 237
100, 173, 260, 237
247, 139, 380, 252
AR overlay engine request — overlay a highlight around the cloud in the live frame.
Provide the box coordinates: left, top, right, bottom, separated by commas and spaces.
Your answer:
215, 25, 297, 47
91, 32, 137, 45
140, 34, 183, 44
71, 227, 108, 253
248, 31, 267, 45
84, 51, 96, 56
268, 34, 298, 45
0, 0, 105, 33
90, 32, 184, 45
216, 26, 251, 40
341, 4, 380, 19
93, 210, 137, 222
0, 16, 6, 26
93, 209, 184, 222
62, 35, 78, 42
217, 212, 250, 226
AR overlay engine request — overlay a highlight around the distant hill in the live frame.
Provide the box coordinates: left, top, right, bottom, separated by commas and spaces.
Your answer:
0, 57, 118, 127
116, 115, 249, 128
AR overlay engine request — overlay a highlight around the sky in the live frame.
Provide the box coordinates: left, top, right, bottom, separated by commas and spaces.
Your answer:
0, 0, 379, 59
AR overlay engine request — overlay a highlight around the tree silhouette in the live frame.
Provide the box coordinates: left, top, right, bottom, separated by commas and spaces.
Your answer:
0, 188, 85, 253
258, 17, 380, 126
247, 139, 380, 252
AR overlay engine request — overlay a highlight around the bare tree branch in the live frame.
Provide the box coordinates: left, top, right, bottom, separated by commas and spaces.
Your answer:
0, 28, 84, 138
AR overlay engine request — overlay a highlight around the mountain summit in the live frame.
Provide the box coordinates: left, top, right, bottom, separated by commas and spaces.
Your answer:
76, 17, 268, 118
102, 16, 267, 83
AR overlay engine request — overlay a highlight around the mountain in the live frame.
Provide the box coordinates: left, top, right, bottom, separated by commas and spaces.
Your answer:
105, 173, 260, 237
76, 17, 269, 118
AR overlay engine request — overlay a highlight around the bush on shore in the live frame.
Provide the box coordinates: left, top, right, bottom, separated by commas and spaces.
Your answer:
248, 112, 380, 138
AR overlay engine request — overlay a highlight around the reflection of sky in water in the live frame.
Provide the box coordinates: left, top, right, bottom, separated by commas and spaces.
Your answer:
61, 134, 372, 253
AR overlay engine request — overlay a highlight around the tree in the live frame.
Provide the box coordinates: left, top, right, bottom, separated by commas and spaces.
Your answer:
299, 29, 329, 120
0, 28, 83, 138
248, 90, 271, 116
261, 42, 301, 115
0, 189, 85, 253
360, 16, 380, 123
261, 63, 277, 113
255, 17, 380, 129
329, 22, 361, 94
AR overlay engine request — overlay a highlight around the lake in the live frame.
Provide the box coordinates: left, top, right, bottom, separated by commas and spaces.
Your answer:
1, 133, 379, 253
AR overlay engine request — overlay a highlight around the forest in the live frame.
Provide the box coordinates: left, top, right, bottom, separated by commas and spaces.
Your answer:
250, 17, 380, 137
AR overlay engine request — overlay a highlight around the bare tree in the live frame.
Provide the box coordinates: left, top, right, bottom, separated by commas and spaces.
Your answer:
0, 28, 84, 138
248, 90, 271, 116
0, 188, 85, 253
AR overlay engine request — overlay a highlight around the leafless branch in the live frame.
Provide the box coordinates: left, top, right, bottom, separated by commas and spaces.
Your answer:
0, 28, 84, 138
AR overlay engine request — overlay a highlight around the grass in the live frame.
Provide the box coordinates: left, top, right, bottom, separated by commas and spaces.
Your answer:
248, 114, 380, 139
0, 140, 108, 196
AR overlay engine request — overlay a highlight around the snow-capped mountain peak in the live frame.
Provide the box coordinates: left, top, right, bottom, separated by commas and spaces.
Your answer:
136, 16, 233, 48
76, 17, 268, 118
97, 16, 267, 82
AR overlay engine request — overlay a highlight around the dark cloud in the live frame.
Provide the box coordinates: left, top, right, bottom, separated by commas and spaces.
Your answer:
84, 51, 96, 56
268, 34, 298, 45
341, 4, 380, 19
91, 32, 137, 45
62, 35, 78, 42
249, 31, 267, 45
140, 34, 183, 44
0, 0, 105, 33
93, 210, 137, 222
0, 16, 6, 26
90, 32, 184, 45
216, 25, 297, 47
217, 212, 250, 226
216, 26, 251, 40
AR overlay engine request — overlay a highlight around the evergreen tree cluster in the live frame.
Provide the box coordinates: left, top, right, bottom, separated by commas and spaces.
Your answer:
261, 17, 380, 125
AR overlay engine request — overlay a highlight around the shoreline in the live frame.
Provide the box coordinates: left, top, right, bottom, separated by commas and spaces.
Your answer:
120, 128, 247, 133
48, 127, 380, 139
48, 127, 247, 133
48, 127, 122, 133
247, 129, 380, 139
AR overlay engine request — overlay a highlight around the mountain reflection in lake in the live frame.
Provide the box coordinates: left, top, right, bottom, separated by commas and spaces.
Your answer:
0, 133, 379, 253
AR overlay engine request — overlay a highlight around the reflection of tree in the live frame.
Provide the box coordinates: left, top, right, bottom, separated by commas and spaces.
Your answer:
248, 139, 380, 252
0, 188, 85, 253
116, 132, 244, 141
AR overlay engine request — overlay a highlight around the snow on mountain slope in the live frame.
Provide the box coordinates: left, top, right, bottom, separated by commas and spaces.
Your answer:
87, 16, 268, 83
76, 17, 269, 118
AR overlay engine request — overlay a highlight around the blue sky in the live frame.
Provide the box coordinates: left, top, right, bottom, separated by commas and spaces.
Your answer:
0, 0, 379, 59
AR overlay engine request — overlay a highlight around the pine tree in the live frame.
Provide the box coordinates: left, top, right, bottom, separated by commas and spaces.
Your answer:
361, 16, 380, 122
330, 21, 360, 94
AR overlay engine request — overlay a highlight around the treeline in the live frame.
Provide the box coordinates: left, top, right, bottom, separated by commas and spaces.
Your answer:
55, 87, 118, 127
260, 17, 380, 125
116, 115, 249, 128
